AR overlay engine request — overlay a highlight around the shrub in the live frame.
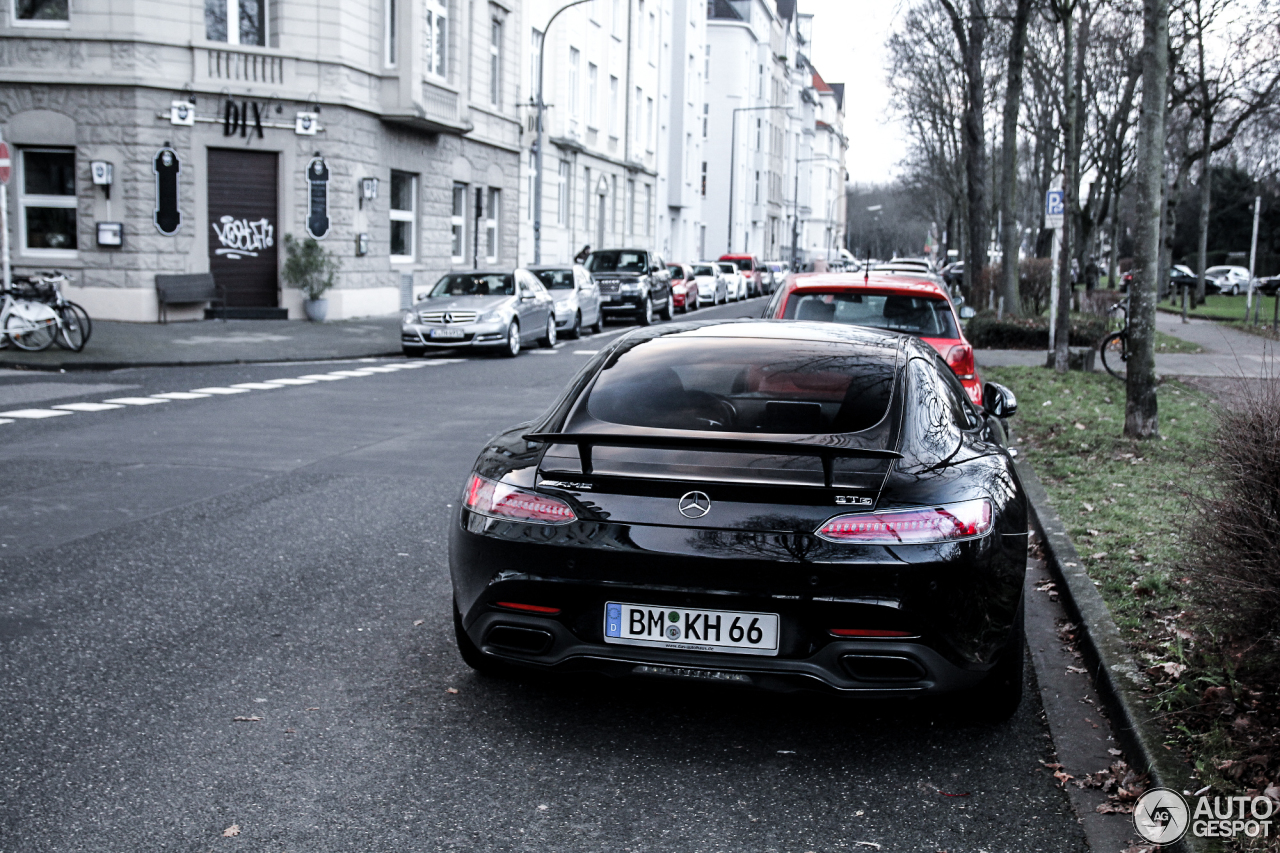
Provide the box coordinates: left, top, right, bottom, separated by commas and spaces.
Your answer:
965, 312, 1107, 349
1019, 258, 1053, 315
1190, 381, 1280, 665
282, 234, 340, 300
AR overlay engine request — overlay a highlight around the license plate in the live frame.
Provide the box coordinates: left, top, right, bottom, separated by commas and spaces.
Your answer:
604, 602, 779, 656
603, 296, 620, 304
429, 327, 465, 339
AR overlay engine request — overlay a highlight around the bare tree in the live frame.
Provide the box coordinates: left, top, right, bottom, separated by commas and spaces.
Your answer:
1125, 0, 1169, 439
940, 0, 991, 294
998, 0, 1035, 315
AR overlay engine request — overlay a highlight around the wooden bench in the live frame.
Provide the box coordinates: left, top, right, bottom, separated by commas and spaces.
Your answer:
155, 273, 226, 323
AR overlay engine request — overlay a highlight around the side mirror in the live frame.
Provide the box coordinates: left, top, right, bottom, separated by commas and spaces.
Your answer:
959, 305, 976, 319
983, 382, 1017, 420
519, 292, 535, 302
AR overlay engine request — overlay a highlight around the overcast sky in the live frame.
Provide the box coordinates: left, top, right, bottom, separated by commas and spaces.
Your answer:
803, 0, 908, 187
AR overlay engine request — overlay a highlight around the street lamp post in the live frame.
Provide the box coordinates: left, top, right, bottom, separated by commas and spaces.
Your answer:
727, 105, 790, 255
533, 0, 594, 265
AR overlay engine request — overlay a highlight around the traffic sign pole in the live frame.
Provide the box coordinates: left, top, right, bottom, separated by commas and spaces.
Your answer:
0, 135, 10, 293
1045, 183, 1065, 359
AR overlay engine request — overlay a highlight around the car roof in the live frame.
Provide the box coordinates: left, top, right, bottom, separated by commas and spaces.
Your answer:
619, 318, 919, 355
785, 272, 952, 301
527, 264, 579, 271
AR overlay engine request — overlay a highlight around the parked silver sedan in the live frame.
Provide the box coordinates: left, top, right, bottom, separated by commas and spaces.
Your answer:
402, 269, 557, 358
689, 262, 728, 304
529, 264, 602, 339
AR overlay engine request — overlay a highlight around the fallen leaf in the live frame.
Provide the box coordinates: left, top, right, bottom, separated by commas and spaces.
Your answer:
222, 824, 240, 837
1067, 666, 1088, 674
1158, 662, 1186, 678
1083, 503, 1095, 512
537, 804, 548, 811
1264, 784, 1280, 802
306, 707, 319, 711
1054, 770, 1074, 786
413, 619, 424, 626
232, 716, 262, 722
1108, 748, 1123, 756
852, 844, 882, 850
445, 687, 459, 695
1074, 422, 1086, 430
1042, 400, 1053, 407
777, 750, 796, 754
1090, 551, 1108, 559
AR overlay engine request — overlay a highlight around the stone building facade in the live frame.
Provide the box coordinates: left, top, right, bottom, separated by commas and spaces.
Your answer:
0, 0, 524, 322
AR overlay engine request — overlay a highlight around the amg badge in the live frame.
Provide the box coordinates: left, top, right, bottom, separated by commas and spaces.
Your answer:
835, 495, 874, 506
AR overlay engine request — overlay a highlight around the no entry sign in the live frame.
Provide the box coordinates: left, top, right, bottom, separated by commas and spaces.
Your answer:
0, 142, 10, 185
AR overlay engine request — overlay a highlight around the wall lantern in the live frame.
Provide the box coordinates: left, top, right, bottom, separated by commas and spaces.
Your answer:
355, 232, 369, 256
90, 160, 114, 199
359, 177, 379, 208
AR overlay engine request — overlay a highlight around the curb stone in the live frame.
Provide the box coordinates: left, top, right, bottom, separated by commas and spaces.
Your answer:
1016, 457, 1203, 853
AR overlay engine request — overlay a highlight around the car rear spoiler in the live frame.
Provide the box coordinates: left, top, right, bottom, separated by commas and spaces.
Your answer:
523, 432, 901, 488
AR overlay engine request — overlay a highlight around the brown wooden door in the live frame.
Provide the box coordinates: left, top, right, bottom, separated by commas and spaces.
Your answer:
207, 149, 279, 308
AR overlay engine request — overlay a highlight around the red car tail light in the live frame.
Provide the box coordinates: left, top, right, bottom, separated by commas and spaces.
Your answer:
946, 344, 975, 380
465, 474, 577, 524
829, 628, 914, 638
815, 499, 992, 544
496, 601, 562, 615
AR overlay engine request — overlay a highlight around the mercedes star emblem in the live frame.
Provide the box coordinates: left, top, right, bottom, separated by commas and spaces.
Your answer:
678, 491, 711, 519
443, 312, 454, 324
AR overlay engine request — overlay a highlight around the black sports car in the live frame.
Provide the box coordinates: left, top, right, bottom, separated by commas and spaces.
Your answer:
449, 320, 1027, 719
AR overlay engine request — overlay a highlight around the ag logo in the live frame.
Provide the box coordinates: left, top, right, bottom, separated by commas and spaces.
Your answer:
1133, 787, 1189, 845
678, 491, 711, 519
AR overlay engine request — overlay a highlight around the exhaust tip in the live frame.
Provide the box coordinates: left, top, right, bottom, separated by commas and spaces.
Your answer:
840, 654, 927, 682
485, 625, 554, 655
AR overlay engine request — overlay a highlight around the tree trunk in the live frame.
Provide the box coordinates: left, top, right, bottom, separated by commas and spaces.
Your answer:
1125, 0, 1168, 439
1054, 6, 1077, 372
1195, 149, 1212, 303
942, 0, 989, 303
1107, 214, 1119, 290
999, 0, 1033, 316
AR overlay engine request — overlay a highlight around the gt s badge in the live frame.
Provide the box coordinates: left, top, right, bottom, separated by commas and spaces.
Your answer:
835, 495, 873, 506
541, 480, 592, 491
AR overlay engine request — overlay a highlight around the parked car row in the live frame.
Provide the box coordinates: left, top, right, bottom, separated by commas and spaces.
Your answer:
402, 250, 792, 358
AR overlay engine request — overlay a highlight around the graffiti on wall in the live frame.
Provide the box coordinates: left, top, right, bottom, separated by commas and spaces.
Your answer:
212, 215, 274, 259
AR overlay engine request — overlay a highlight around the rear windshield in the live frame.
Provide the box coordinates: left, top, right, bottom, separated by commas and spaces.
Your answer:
783, 292, 958, 338
429, 273, 514, 297
691, 264, 716, 276
586, 251, 646, 273
727, 258, 753, 271
585, 337, 896, 434
533, 269, 575, 290
667, 265, 684, 280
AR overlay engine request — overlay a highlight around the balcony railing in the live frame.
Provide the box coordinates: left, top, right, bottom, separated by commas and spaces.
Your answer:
422, 81, 459, 124
206, 48, 284, 84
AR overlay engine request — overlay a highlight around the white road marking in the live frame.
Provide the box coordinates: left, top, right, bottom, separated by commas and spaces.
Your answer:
190, 387, 252, 394
104, 397, 170, 406
0, 408, 74, 419
0, 419, 12, 425
263, 378, 318, 385
151, 392, 213, 400
360, 365, 403, 373
53, 402, 126, 412
573, 350, 600, 355
296, 374, 347, 381
230, 382, 286, 390
530, 350, 558, 356
328, 370, 378, 377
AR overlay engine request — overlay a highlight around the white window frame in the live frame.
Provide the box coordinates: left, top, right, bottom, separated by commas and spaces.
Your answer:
645, 97, 654, 152
489, 17, 503, 108
389, 171, 417, 264
424, 0, 448, 80
527, 152, 536, 220
557, 161, 570, 225
18, 147, 78, 260
644, 184, 652, 236
385, 0, 397, 66
485, 188, 501, 263
608, 75, 619, 138
11, 0, 70, 28
568, 48, 581, 121
611, 0, 621, 38
648, 10, 656, 64
450, 182, 467, 264
587, 63, 598, 129
207, 0, 268, 46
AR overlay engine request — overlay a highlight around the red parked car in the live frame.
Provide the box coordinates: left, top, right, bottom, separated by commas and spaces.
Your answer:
763, 272, 983, 405
719, 254, 768, 296
666, 263, 701, 312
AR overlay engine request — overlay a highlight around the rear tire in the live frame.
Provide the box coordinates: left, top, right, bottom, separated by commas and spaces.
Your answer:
591, 312, 604, 334
566, 311, 581, 339
454, 600, 509, 676
5, 311, 57, 351
1100, 331, 1127, 379
637, 297, 654, 326
539, 314, 557, 348
55, 303, 88, 351
503, 320, 521, 357
961, 603, 1025, 723
658, 294, 674, 321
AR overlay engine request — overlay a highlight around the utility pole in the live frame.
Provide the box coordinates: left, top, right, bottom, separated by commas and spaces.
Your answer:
1248, 195, 1261, 311
727, 105, 789, 255
532, 0, 594, 265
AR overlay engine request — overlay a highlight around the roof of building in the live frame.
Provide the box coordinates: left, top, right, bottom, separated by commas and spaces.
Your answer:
811, 70, 833, 93
776, 0, 796, 20
828, 82, 845, 110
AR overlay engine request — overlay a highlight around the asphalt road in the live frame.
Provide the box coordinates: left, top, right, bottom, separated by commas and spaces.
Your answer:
0, 298, 1089, 853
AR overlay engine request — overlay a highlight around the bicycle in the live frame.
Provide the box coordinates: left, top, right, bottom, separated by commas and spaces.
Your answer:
14, 271, 92, 352
0, 284, 61, 351
1099, 296, 1129, 379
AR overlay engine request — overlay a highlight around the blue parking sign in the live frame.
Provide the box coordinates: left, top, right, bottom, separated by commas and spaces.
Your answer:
1045, 190, 1065, 228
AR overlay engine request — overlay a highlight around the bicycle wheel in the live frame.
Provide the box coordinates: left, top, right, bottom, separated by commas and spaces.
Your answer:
1100, 331, 1127, 379
5, 308, 58, 352
55, 302, 91, 351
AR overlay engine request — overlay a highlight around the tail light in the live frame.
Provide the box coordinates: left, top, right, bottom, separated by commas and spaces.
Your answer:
946, 344, 976, 380
465, 474, 576, 524
496, 601, 562, 615
816, 499, 992, 544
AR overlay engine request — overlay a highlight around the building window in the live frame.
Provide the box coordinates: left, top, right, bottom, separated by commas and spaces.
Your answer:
755, 118, 761, 150
754, 171, 761, 204
609, 76, 619, 137
425, 0, 448, 79
637, 0, 645, 52
557, 161, 570, 225
390, 171, 417, 263
583, 167, 591, 234
527, 152, 536, 220
645, 97, 654, 152
385, 0, 397, 65
704, 44, 710, 80
612, 0, 621, 37
644, 184, 652, 236
489, 18, 503, 108
758, 64, 765, 97
450, 182, 467, 263
648, 11, 656, 63
625, 179, 635, 235
530, 29, 543, 101
702, 103, 708, 138
568, 48, 581, 120
20, 149, 77, 257
700, 162, 706, 197
485, 188, 500, 263
205, 0, 266, 46
587, 63, 598, 128
14, 0, 68, 26
634, 87, 642, 147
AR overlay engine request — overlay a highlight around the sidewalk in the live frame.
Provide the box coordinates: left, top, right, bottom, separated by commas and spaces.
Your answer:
0, 315, 403, 370
976, 312, 1278, 377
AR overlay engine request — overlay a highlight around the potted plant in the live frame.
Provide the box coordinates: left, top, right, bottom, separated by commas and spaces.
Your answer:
282, 234, 340, 321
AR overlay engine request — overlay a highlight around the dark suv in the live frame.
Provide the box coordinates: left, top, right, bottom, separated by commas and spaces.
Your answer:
584, 248, 673, 326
